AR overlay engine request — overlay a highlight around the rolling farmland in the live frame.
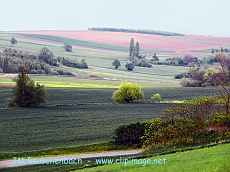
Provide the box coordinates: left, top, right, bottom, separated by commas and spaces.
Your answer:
1, 29, 228, 86
13, 30, 230, 56
0, 30, 229, 172
0, 31, 196, 86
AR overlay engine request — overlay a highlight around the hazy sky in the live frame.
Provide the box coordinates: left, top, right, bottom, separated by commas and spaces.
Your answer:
0, 0, 229, 37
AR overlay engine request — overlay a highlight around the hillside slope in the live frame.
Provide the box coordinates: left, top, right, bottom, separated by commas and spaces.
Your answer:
15, 30, 230, 56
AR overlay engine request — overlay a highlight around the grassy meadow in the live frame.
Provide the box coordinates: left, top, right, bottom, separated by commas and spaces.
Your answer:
77, 143, 230, 172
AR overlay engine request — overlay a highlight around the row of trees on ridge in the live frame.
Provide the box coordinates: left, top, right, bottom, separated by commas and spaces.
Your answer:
89, 27, 185, 36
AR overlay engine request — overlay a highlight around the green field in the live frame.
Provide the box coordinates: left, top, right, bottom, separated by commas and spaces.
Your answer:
0, 86, 213, 155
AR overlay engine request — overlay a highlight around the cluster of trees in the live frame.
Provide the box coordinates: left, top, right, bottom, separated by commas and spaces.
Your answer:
112, 78, 229, 148
0, 48, 88, 74
129, 38, 140, 57
153, 55, 200, 68
133, 58, 152, 68
128, 38, 153, 69
114, 90, 230, 148
142, 88, 230, 147
211, 47, 230, 54
57, 57, 88, 69
0, 48, 52, 74
89, 27, 185, 36
179, 53, 230, 87
153, 53, 229, 68
4, 37, 86, 72
112, 59, 152, 71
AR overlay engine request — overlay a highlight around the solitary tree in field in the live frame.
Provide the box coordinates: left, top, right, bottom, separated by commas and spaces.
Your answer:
125, 61, 134, 71
112, 82, 144, 103
112, 59, 121, 69
10, 37, 17, 47
6, 67, 47, 107
220, 47, 224, 53
211, 48, 215, 54
63, 42, 72, 52
129, 38, 134, 56
135, 41, 140, 57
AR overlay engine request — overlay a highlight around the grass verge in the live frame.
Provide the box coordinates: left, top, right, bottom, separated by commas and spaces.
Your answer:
1, 142, 229, 172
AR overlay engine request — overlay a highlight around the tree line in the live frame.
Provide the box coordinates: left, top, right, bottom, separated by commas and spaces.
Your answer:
89, 27, 185, 36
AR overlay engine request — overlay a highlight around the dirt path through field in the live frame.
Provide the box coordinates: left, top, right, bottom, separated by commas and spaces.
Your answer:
0, 149, 142, 168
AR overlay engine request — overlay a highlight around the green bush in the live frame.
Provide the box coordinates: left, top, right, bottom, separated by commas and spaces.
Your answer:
112, 82, 144, 103
151, 93, 162, 103
113, 122, 147, 147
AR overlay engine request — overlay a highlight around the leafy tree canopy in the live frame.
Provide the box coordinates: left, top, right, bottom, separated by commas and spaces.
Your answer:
6, 67, 47, 107
63, 42, 72, 52
10, 37, 17, 47
125, 61, 134, 71
112, 59, 121, 69
112, 82, 144, 103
